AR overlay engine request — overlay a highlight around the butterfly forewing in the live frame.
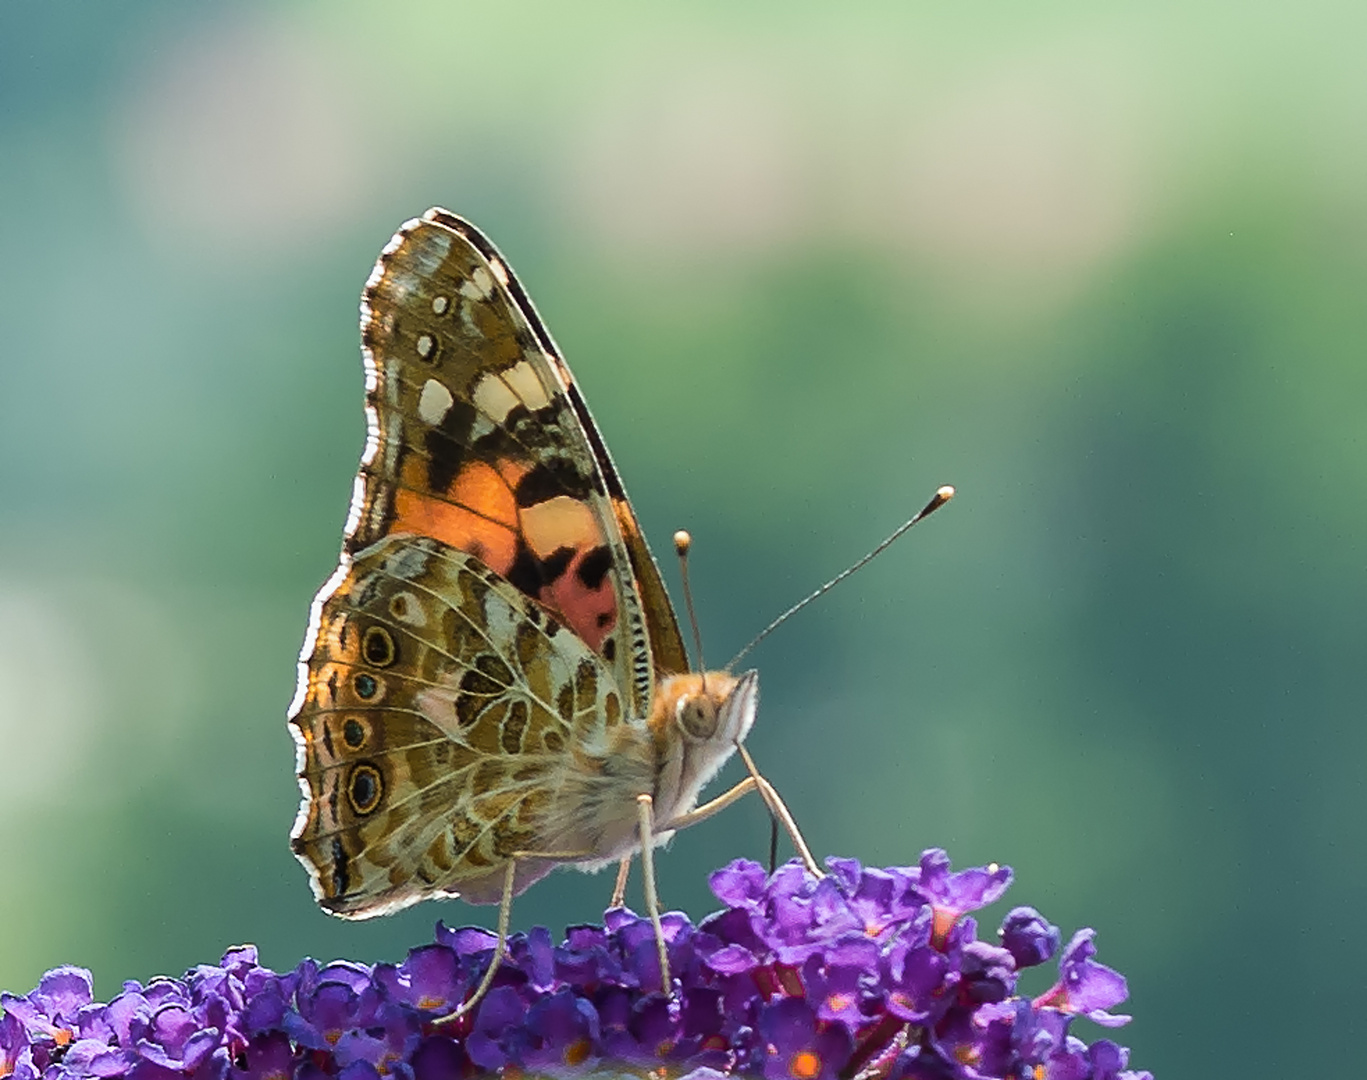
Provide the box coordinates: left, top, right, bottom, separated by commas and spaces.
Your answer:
347, 211, 685, 709
415, 211, 686, 684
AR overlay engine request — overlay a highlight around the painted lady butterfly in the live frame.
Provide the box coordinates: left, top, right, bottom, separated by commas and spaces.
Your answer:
287, 210, 820, 1006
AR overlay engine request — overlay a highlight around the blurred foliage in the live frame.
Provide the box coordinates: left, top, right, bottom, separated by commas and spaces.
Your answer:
2, 2, 1365, 1077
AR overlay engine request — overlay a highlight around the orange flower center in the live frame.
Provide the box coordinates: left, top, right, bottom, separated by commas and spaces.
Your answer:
790, 1049, 822, 1079
563, 1038, 592, 1067
931, 906, 959, 949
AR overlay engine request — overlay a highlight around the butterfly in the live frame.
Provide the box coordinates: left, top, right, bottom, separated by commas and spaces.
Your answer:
287, 209, 820, 1009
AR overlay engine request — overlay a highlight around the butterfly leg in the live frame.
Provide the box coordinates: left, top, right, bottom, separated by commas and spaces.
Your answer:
437, 846, 600, 1025
610, 855, 632, 909
735, 744, 823, 878
661, 757, 822, 880
661, 776, 758, 830
635, 793, 672, 995
437, 858, 517, 1025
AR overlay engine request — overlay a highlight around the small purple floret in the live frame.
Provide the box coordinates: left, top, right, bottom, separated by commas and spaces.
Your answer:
1035, 929, 1133, 1027
999, 906, 1061, 969
0, 853, 1147, 1079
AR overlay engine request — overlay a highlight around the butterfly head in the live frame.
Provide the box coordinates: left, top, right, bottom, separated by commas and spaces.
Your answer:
674, 669, 758, 745
650, 669, 758, 821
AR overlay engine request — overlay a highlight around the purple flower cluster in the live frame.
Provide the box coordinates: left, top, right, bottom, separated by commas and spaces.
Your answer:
0, 851, 1150, 1080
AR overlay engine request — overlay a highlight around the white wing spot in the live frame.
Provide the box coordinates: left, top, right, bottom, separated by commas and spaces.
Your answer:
418, 378, 455, 425
504, 360, 551, 411
489, 259, 509, 287
431, 295, 449, 316
416, 333, 435, 359
460, 266, 494, 301
473, 371, 519, 422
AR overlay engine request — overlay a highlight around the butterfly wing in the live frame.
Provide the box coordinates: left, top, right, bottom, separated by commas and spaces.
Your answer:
290, 535, 640, 916
347, 209, 686, 698
289, 211, 684, 917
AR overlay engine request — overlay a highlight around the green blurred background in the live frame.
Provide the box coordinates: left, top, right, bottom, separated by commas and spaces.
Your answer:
3, 2, 1365, 1076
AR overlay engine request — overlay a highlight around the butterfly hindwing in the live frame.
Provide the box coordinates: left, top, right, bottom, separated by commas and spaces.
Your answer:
290, 536, 646, 915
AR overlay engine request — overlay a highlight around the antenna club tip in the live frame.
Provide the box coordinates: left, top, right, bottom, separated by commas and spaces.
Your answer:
673, 530, 693, 555
937, 485, 955, 501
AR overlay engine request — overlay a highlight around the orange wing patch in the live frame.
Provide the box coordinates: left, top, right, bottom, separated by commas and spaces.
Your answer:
392, 448, 619, 653
392, 457, 522, 573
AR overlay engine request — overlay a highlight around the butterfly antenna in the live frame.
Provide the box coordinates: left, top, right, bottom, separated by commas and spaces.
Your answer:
727, 485, 955, 669
679, 529, 790, 866
674, 531, 706, 680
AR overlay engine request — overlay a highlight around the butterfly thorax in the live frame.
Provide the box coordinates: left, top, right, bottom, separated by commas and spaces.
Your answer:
530, 669, 757, 877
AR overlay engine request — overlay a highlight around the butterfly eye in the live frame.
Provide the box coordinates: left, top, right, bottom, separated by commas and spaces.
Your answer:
675, 695, 718, 741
